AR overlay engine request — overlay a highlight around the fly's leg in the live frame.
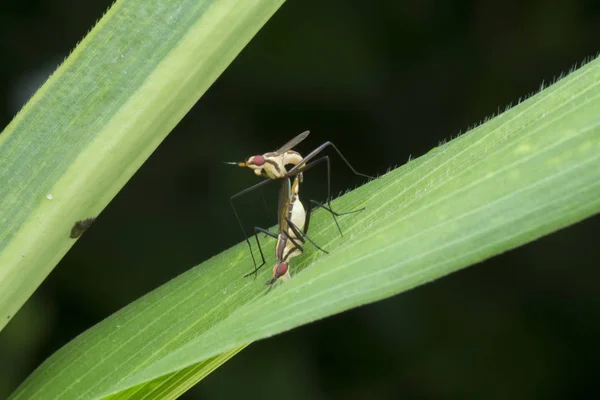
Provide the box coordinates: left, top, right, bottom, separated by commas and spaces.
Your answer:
309, 199, 364, 217
305, 200, 365, 237
286, 141, 375, 227
243, 226, 278, 278
286, 217, 329, 255
287, 141, 375, 180
230, 177, 277, 272
291, 155, 365, 236
257, 177, 275, 238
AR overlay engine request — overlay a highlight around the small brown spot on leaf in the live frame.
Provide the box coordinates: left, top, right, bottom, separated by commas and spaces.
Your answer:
70, 217, 96, 238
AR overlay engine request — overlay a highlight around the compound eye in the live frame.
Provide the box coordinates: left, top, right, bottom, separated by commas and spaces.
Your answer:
251, 155, 265, 166
276, 262, 288, 277
272, 262, 288, 279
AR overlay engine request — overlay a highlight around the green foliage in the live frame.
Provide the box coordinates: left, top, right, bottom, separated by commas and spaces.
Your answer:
9, 52, 600, 398
0, 0, 285, 333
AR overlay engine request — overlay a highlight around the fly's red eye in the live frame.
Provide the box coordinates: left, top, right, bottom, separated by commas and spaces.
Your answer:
252, 155, 265, 166
277, 263, 288, 277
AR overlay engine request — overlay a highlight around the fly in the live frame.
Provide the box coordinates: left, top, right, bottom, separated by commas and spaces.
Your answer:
226, 130, 373, 271
249, 174, 343, 291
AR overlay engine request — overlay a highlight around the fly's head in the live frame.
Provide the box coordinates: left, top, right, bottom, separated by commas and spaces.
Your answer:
224, 155, 266, 176
266, 262, 291, 286
244, 155, 267, 176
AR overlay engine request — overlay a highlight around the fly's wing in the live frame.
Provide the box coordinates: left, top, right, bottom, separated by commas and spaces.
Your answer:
274, 130, 310, 154
277, 178, 292, 234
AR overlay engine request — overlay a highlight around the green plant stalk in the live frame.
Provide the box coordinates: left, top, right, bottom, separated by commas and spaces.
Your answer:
10, 56, 600, 399
0, 0, 286, 332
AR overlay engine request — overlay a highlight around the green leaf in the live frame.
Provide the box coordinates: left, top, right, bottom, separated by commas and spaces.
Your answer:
0, 0, 285, 332
10, 54, 600, 399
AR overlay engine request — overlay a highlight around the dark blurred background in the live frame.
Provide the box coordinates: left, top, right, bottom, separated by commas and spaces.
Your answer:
1, 0, 600, 399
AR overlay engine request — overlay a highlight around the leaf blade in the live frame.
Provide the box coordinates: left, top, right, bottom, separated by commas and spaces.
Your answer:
0, 0, 285, 331
9, 27, 600, 400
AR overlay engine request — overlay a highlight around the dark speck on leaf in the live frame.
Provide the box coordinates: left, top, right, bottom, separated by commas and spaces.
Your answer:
70, 217, 96, 238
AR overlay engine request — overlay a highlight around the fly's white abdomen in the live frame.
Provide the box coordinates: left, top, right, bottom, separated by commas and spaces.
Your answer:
289, 200, 306, 238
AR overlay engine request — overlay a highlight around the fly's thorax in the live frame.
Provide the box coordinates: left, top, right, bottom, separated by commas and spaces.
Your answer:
276, 232, 303, 263
261, 152, 286, 179
284, 239, 302, 260
282, 151, 303, 168
253, 151, 303, 179
275, 233, 286, 261
284, 231, 303, 261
